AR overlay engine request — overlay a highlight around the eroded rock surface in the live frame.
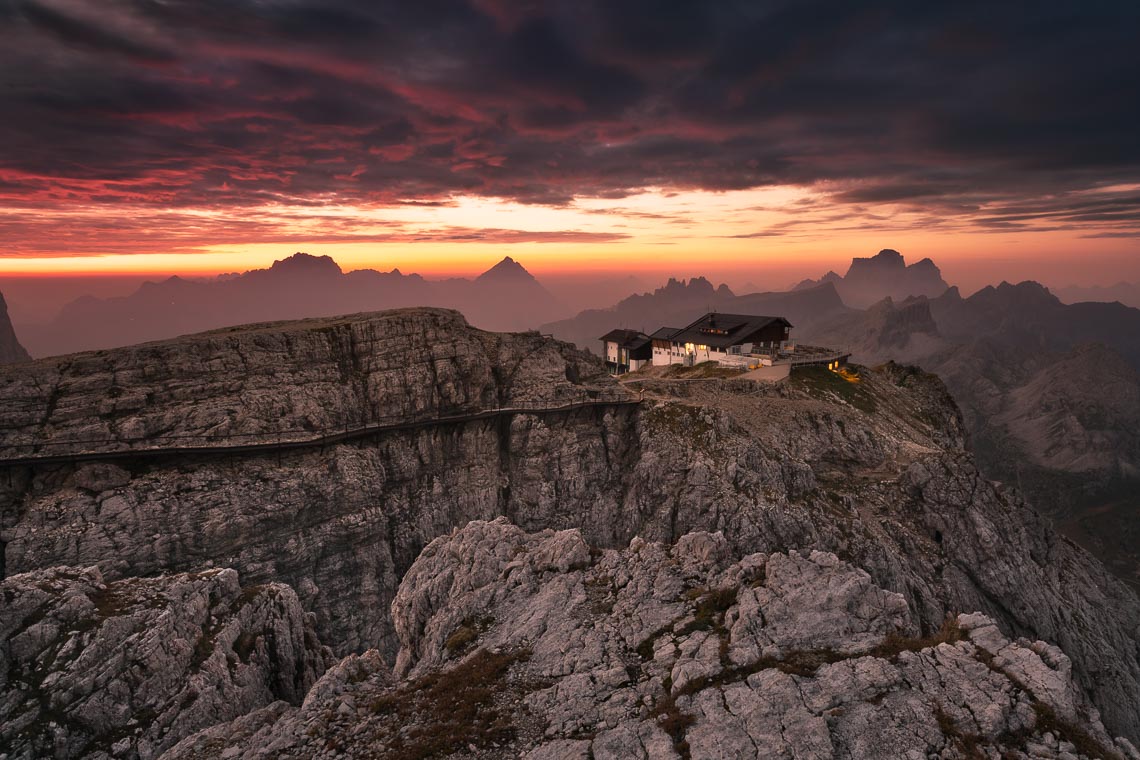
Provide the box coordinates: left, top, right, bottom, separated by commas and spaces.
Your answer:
164, 520, 1138, 760
0, 566, 332, 759
1, 309, 1138, 744
0, 307, 620, 454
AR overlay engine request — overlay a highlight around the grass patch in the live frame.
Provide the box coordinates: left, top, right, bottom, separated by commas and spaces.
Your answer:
869, 616, 963, 661
976, 650, 1124, 760
88, 586, 130, 620
368, 648, 528, 759
583, 573, 615, 615
1027, 702, 1121, 760
648, 646, 846, 759
790, 365, 877, 414
934, 706, 986, 760
676, 586, 738, 637
650, 698, 695, 758
637, 623, 676, 662
444, 616, 493, 656
644, 404, 714, 444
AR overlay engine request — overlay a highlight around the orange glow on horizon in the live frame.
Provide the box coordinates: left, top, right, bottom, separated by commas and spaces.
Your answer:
2, 187, 1137, 289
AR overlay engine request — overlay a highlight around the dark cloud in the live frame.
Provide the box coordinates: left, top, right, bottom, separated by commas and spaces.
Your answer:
1, 0, 1139, 243
16, 0, 174, 63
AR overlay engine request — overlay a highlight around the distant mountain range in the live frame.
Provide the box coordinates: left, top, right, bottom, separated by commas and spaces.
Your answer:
799, 279, 1140, 589
18, 254, 567, 358
540, 276, 851, 352
0, 292, 30, 364
1055, 281, 1140, 309
794, 248, 949, 308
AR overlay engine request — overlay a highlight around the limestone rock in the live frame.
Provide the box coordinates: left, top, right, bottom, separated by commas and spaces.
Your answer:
0, 566, 332, 759
1, 308, 1138, 745
163, 522, 1139, 760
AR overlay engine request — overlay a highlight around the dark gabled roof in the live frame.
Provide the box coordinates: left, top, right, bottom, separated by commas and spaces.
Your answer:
649, 327, 682, 341
626, 335, 652, 353
667, 312, 792, 349
598, 328, 651, 350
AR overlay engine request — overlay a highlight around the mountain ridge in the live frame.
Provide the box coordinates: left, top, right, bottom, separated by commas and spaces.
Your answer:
18, 253, 568, 358
796, 248, 950, 307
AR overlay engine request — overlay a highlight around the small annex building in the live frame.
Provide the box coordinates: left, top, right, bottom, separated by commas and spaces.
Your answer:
653, 312, 792, 366
598, 328, 653, 374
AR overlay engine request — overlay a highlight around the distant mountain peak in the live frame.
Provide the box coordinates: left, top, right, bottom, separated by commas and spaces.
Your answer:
268, 253, 343, 276
977, 280, 1061, 307
827, 248, 950, 307
846, 248, 906, 277
657, 276, 720, 296
477, 256, 538, 283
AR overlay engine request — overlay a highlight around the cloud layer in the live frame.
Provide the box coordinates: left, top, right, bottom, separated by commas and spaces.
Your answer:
2, 0, 1139, 257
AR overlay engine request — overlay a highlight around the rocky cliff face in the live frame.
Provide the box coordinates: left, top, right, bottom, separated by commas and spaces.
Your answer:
0, 291, 31, 364
1, 308, 1138, 747
163, 520, 1139, 760
0, 565, 330, 759
0, 307, 620, 455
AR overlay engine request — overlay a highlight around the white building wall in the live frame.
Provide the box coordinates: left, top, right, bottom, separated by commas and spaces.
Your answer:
604, 341, 619, 364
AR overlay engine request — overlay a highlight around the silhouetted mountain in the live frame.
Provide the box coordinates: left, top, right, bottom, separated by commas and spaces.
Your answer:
797, 249, 949, 308
475, 255, 534, 283
1055, 281, 1140, 309
19, 254, 567, 357
929, 281, 1140, 367
792, 270, 841, 291
265, 252, 343, 277
540, 276, 733, 351
0, 292, 30, 364
541, 277, 849, 353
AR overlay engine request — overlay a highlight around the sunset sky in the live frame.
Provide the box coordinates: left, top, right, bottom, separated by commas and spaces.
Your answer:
1, 0, 1138, 286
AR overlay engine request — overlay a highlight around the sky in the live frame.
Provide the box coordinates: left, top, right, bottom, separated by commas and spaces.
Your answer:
1, 0, 1139, 285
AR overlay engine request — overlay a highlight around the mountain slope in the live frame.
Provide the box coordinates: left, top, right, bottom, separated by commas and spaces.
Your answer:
1, 308, 1138, 743
0, 291, 30, 364
802, 287, 1140, 590
0, 565, 330, 759
165, 520, 1139, 760
930, 281, 1140, 368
